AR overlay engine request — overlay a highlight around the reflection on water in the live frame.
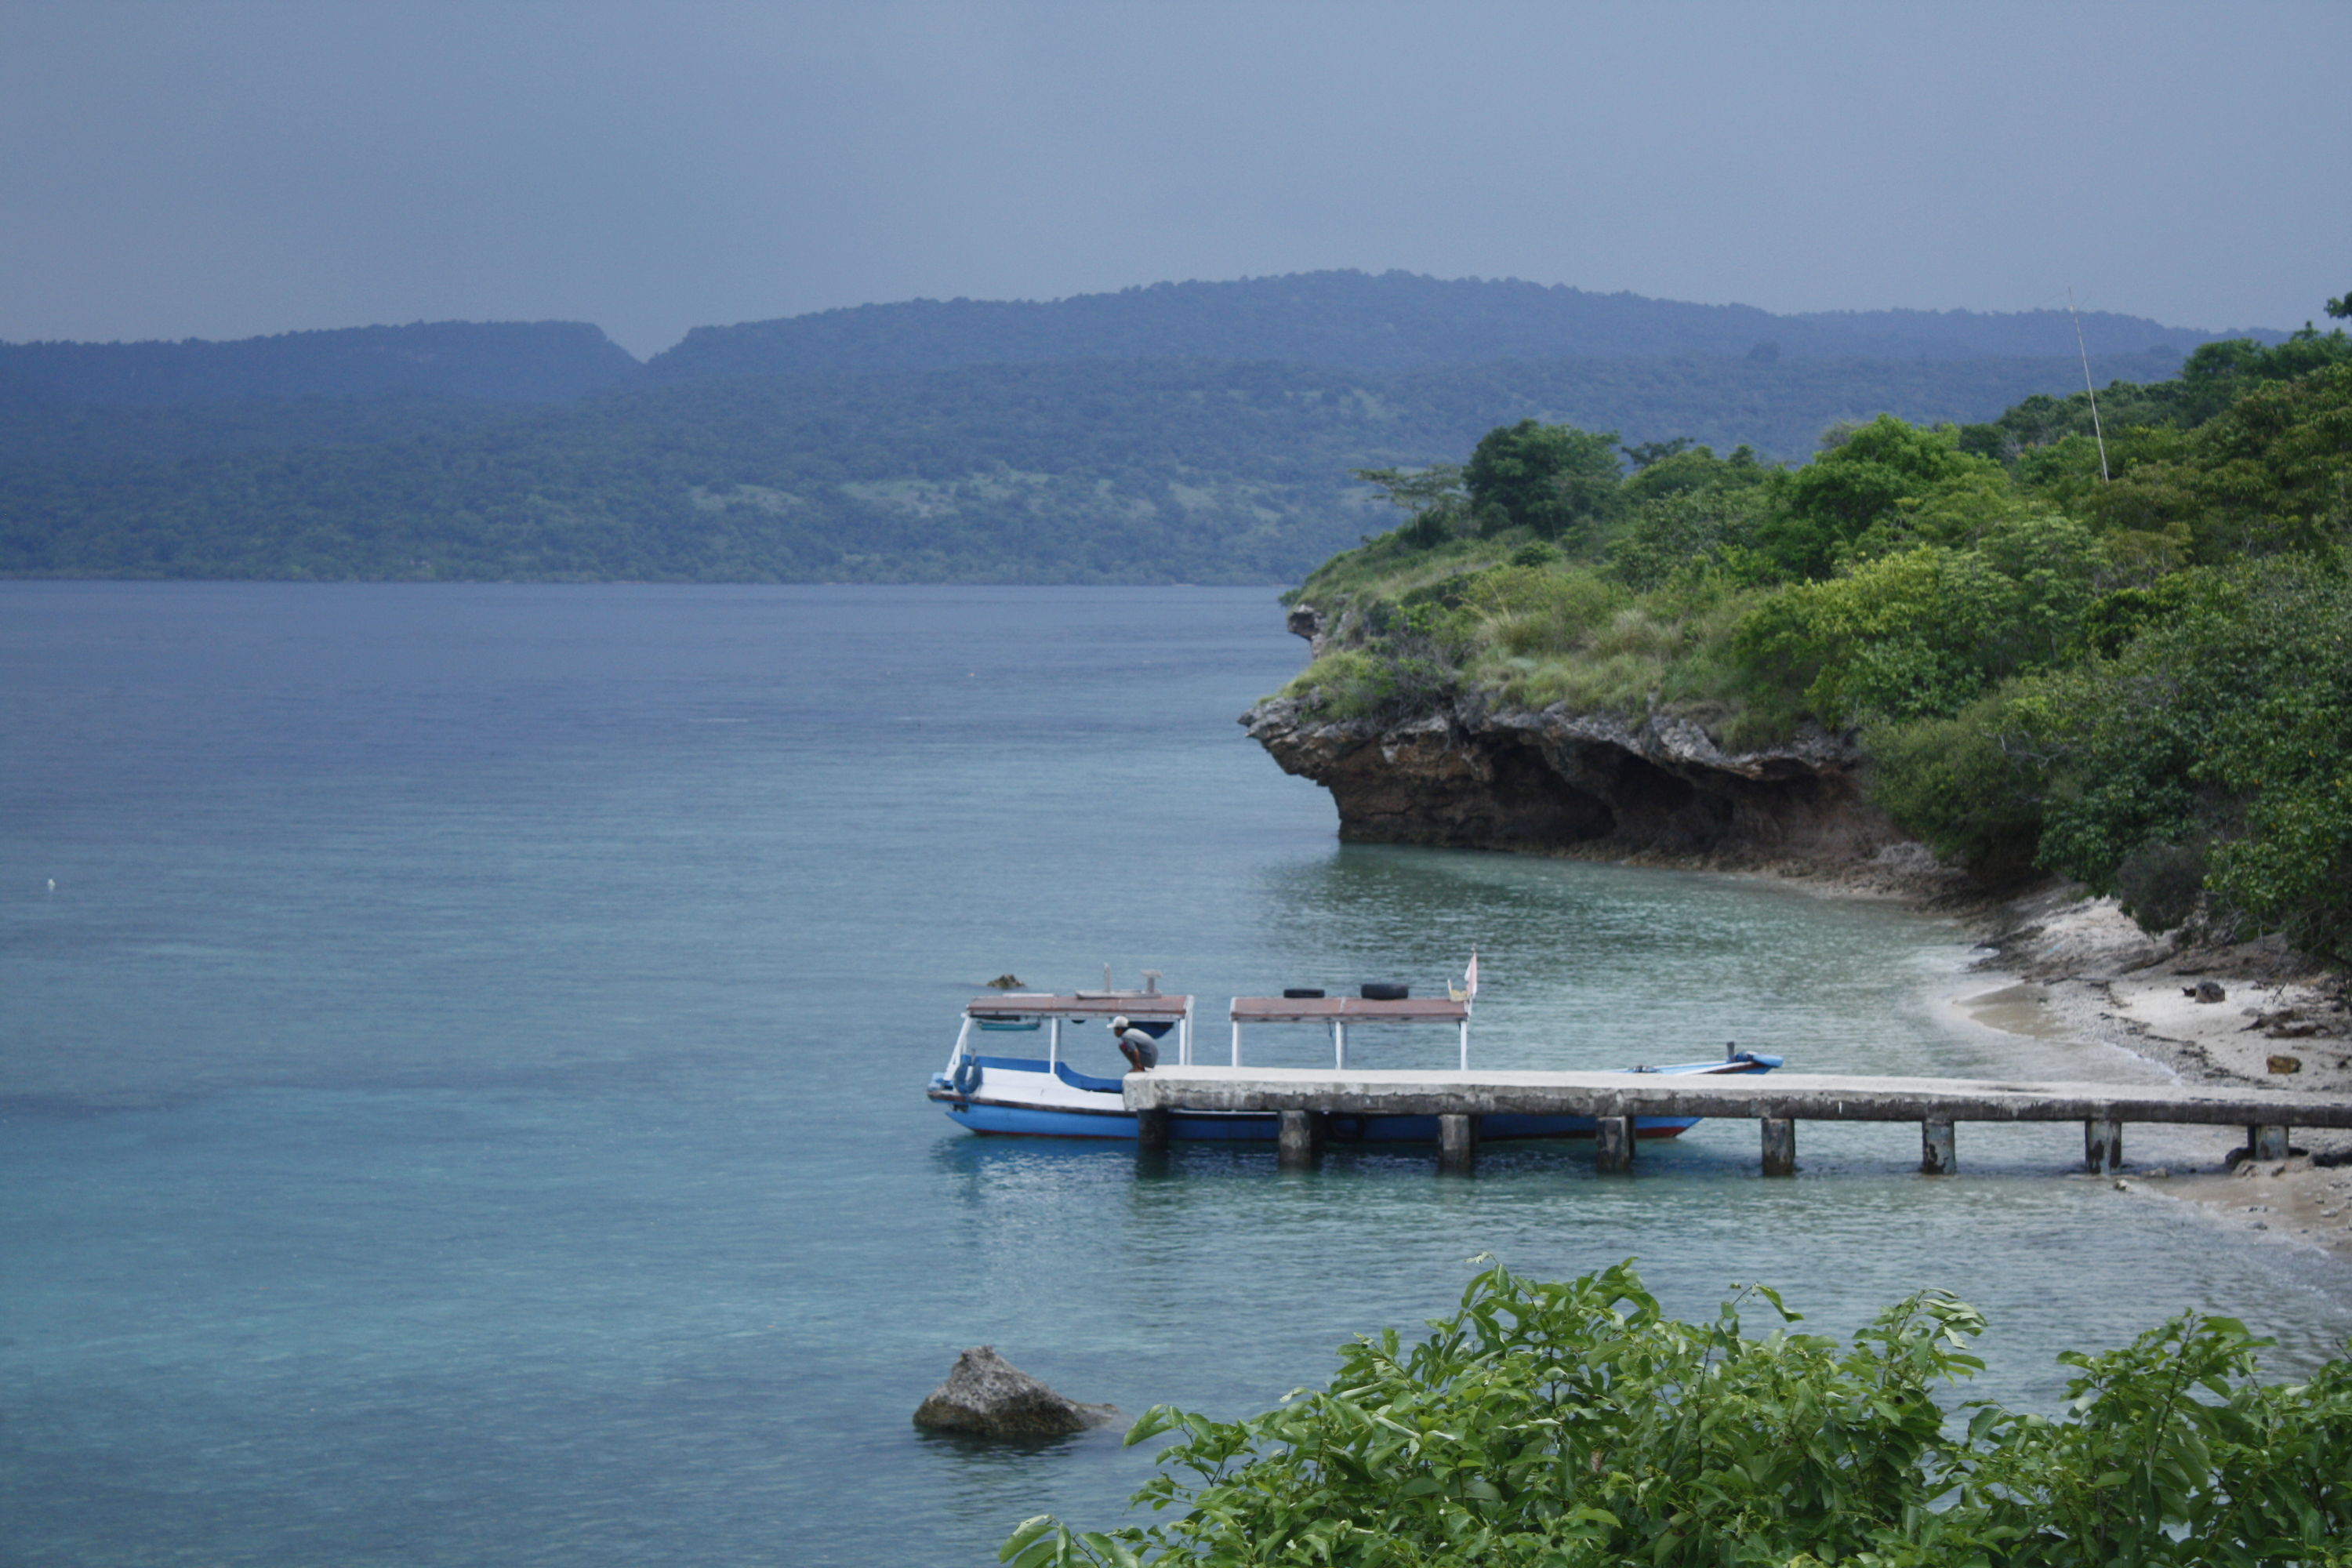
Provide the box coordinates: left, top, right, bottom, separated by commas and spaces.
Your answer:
2, 584, 2347, 1568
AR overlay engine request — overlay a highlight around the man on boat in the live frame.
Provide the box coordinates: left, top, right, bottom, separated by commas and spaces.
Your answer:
1109, 1015, 1159, 1073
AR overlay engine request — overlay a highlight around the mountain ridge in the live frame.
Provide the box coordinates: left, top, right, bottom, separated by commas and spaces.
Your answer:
0, 320, 640, 407
2, 272, 2278, 408
643, 270, 2275, 383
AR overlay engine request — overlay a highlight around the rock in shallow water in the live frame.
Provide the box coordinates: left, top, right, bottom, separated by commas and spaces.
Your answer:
912, 1346, 1121, 1438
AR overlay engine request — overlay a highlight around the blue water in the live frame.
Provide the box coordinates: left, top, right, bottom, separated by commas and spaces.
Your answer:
4, 583, 2347, 1567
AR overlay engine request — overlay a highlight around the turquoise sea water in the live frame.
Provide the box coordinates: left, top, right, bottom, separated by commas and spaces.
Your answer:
4, 583, 2347, 1567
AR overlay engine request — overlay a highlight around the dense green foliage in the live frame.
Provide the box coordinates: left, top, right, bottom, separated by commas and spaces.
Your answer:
1962, 328, 2352, 458
1, 354, 2187, 584
1279, 321, 2352, 959
1880, 559, 2352, 956
1005, 1261, 2352, 1567
1465, 419, 1626, 545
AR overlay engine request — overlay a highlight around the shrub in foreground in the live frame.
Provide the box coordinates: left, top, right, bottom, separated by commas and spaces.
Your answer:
1004, 1261, 2352, 1568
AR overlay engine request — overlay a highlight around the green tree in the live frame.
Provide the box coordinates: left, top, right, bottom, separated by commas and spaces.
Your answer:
1867, 694, 2053, 882
1352, 463, 1468, 550
2070, 361, 2352, 562
1621, 435, 1693, 469
1002, 1261, 2352, 1568
2027, 558, 2352, 956
1736, 510, 2102, 728
1463, 419, 1624, 546
1752, 416, 1998, 579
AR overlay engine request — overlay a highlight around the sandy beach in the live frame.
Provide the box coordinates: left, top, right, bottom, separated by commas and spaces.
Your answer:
1965, 884, 2352, 1261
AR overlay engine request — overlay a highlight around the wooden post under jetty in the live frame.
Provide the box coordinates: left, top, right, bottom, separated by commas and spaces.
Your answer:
1122, 1067, 2352, 1178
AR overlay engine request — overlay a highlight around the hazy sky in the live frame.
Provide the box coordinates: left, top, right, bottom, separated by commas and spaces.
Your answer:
4, 2, 2345, 358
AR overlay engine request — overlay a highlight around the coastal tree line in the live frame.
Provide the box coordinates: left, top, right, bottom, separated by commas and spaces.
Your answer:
1279, 315, 2352, 964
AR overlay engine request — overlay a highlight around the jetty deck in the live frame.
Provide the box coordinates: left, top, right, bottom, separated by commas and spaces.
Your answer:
1123, 1066, 2352, 1174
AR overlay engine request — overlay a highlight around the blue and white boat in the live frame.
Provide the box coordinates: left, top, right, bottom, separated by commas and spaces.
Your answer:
926, 981, 1783, 1142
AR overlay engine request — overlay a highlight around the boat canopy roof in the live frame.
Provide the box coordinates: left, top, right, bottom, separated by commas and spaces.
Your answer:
967, 993, 1191, 1021
1230, 996, 1469, 1025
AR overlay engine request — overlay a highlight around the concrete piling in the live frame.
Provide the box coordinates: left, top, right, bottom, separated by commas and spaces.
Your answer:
1593, 1115, 1635, 1172
1135, 1106, 1171, 1153
1116, 1067, 2352, 1175
1436, 1112, 1479, 1174
1277, 1109, 1323, 1169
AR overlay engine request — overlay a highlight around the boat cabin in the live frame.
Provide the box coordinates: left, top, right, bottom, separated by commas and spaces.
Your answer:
1227, 994, 1472, 1071
956, 991, 1198, 1072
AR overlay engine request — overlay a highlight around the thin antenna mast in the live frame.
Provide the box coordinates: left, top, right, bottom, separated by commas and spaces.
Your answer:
2067, 288, 2110, 483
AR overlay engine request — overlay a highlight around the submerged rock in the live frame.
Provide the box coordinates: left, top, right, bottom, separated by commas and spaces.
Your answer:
912, 1346, 1121, 1438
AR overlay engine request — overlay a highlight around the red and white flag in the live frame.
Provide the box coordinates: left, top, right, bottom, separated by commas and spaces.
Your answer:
1465, 951, 1479, 1000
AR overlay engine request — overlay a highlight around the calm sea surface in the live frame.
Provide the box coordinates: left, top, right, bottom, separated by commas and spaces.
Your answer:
4, 583, 2348, 1567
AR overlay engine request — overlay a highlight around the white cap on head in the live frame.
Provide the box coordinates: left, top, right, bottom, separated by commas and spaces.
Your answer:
1110, 1015, 1129, 1030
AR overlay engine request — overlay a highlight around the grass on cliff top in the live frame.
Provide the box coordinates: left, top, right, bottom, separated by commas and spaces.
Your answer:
1282, 528, 1511, 608
1280, 533, 1799, 750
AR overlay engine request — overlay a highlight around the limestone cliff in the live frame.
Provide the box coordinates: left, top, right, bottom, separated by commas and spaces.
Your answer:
1247, 604, 1907, 867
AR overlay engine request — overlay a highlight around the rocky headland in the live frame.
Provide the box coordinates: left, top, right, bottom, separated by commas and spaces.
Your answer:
1249, 602, 1967, 899
1245, 692, 1889, 860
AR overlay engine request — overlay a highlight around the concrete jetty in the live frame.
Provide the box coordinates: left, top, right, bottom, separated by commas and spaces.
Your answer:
1123, 1066, 2352, 1174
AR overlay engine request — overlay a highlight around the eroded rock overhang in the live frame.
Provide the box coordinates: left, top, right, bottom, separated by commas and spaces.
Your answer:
1242, 692, 1895, 862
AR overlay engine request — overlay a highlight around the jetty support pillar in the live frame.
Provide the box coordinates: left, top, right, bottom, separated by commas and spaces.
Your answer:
1278, 1110, 1324, 1170
1921, 1118, 1956, 1175
1136, 1107, 1171, 1153
1761, 1117, 1798, 1177
2249, 1123, 2290, 1161
1436, 1113, 1479, 1175
1594, 1116, 1635, 1173
2085, 1118, 2123, 1174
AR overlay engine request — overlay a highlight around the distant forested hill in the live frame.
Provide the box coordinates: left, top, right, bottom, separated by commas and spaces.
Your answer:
0, 321, 639, 406
0, 351, 2190, 584
0, 272, 2281, 583
644, 271, 2266, 381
